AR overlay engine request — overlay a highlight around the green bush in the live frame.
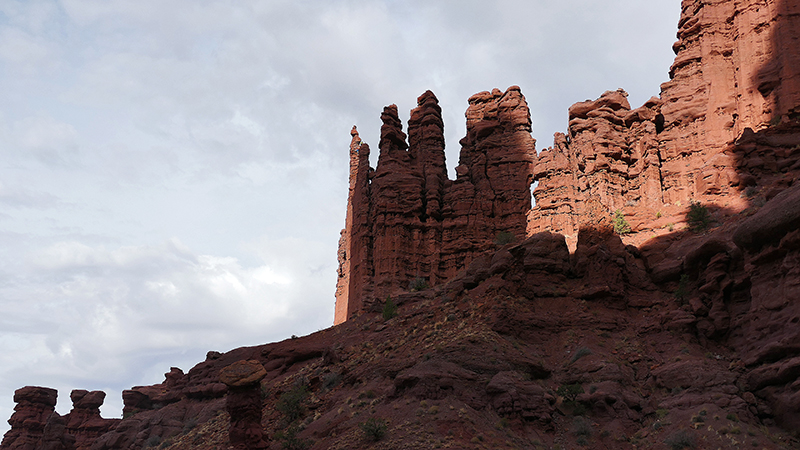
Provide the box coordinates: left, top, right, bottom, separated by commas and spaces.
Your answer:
613, 210, 631, 235
664, 429, 696, 449
570, 347, 592, 364
686, 201, 710, 231
572, 416, 593, 437
360, 417, 388, 442
277, 384, 308, 423
674, 274, 690, 304
382, 297, 398, 320
494, 231, 516, 245
556, 384, 584, 402
275, 424, 312, 450
408, 277, 429, 292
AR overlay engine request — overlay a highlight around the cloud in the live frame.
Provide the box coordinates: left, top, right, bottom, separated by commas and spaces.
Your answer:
0, 236, 334, 417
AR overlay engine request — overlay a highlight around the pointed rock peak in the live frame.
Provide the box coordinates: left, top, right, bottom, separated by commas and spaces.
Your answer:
350, 126, 362, 151
417, 90, 439, 106
379, 104, 408, 152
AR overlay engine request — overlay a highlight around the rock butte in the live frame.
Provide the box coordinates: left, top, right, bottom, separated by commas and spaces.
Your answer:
3, 0, 800, 449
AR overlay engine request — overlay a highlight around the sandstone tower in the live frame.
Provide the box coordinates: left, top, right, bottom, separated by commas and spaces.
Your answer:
335, 88, 537, 324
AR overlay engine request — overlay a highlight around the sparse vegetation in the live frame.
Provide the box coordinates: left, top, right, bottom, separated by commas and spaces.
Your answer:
494, 231, 516, 245
556, 384, 584, 402
664, 429, 696, 449
382, 297, 398, 320
277, 384, 309, 423
275, 424, 312, 450
360, 417, 388, 442
408, 277, 429, 292
145, 434, 161, 448
570, 347, 592, 364
686, 201, 710, 231
674, 274, 690, 304
322, 372, 341, 391
572, 416, 593, 437
613, 210, 631, 235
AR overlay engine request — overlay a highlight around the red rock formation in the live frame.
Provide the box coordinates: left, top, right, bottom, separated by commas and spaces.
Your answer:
64, 391, 117, 450
335, 87, 536, 324
528, 90, 663, 248
219, 360, 268, 450
1, 387, 119, 450
1, 387, 59, 450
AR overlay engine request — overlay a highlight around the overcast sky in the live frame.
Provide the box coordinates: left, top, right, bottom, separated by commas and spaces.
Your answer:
0, 0, 681, 432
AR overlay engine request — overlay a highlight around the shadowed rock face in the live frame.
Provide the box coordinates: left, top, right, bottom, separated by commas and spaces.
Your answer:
0, 388, 117, 450
335, 87, 536, 324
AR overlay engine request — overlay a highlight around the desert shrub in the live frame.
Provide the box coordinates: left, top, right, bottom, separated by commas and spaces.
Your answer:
408, 277, 429, 292
556, 384, 584, 402
613, 210, 631, 235
275, 424, 311, 450
743, 186, 758, 198
664, 429, 696, 449
322, 372, 341, 391
277, 384, 308, 423
360, 417, 388, 442
570, 347, 592, 364
145, 435, 161, 448
182, 418, 197, 434
494, 231, 516, 245
572, 416, 593, 437
674, 274, 690, 304
686, 201, 710, 231
382, 297, 398, 320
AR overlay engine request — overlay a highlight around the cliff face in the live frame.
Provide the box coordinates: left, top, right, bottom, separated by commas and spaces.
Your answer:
528, 0, 800, 246
335, 87, 536, 324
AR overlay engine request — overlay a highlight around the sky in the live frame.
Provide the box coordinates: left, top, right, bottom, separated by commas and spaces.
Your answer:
0, 0, 681, 434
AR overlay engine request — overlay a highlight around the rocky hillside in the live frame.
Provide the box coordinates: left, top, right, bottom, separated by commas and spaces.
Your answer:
3, 0, 800, 448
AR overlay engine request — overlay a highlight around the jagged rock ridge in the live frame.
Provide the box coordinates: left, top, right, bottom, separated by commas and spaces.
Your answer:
335, 87, 536, 324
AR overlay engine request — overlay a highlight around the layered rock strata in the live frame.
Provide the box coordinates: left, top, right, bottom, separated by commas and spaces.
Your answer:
335, 87, 536, 324
1, 387, 59, 450
529, 0, 800, 245
219, 360, 268, 450
1, 387, 118, 450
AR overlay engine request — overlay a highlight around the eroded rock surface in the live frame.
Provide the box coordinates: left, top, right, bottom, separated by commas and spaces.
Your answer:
335, 87, 536, 324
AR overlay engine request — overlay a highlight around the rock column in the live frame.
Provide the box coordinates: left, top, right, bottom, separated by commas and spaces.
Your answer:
220, 360, 268, 450
1, 386, 59, 450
